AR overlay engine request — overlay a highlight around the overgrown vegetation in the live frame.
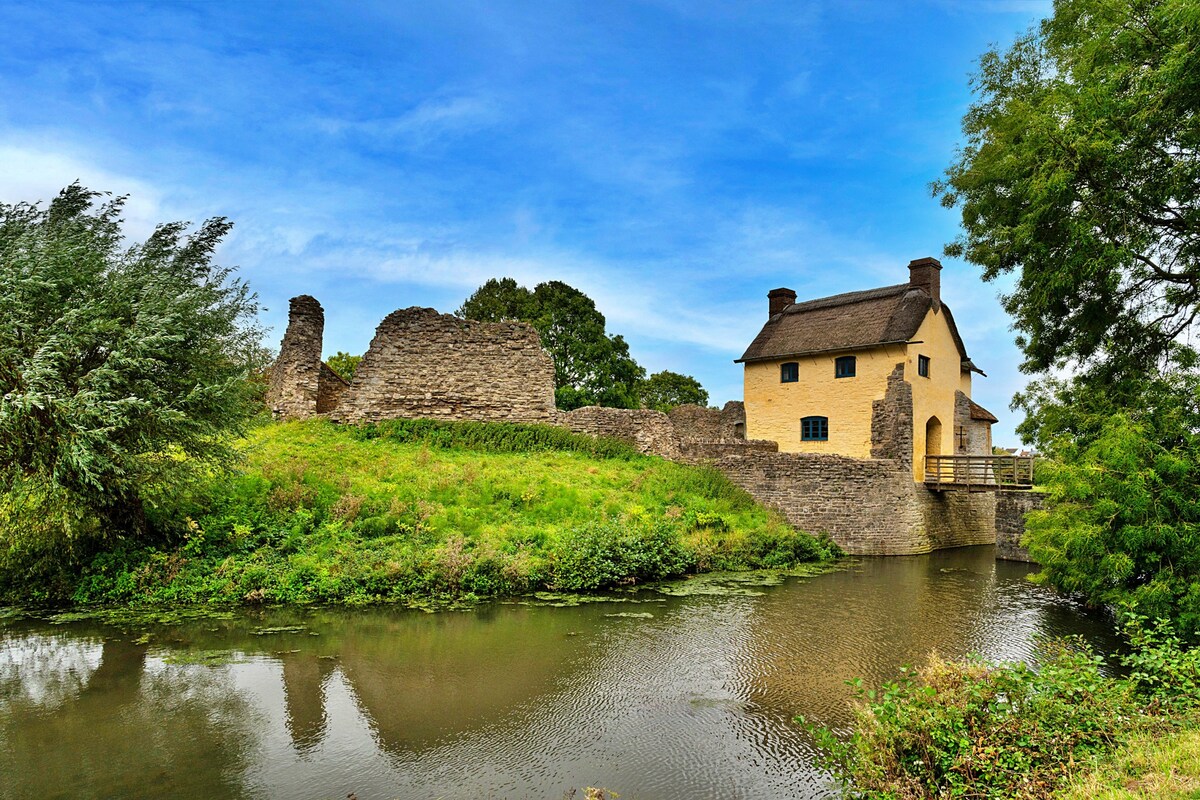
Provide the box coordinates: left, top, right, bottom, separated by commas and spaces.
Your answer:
0, 184, 264, 553
811, 617, 1200, 800
0, 419, 837, 606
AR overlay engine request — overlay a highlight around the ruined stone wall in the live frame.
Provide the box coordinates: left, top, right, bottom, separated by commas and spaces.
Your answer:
871, 364, 913, 471
996, 491, 1044, 562
267, 295, 326, 420
561, 407, 681, 458
316, 363, 350, 414
332, 307, 558, 425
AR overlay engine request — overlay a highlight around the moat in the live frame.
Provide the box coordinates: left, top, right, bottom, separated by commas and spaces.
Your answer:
1, 546, 1119, 800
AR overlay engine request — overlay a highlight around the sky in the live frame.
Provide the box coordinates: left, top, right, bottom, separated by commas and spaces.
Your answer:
0, 0, 1053, 445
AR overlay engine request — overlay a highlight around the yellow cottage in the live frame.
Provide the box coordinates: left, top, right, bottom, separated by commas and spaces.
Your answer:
737, 257, 996, 481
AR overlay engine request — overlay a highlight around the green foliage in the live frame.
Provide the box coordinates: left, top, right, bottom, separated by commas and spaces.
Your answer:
810, 617, 1200, 799
0, 184, 263, 552
1024, 414, 1200, 637
1122, 616, 1200, 711
935, 0, 1200, 376
638, 370, 709, 412
325, 351, 361, 382
6, 420, 835, 606
1013, 366, 1200, 454
550, 520, 694, 590
354, 417, 640, 459
458, 277, 647, 410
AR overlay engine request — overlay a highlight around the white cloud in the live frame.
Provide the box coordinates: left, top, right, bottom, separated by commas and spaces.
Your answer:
0, 140, 172, 242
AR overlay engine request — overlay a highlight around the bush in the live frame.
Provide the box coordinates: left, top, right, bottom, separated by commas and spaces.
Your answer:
813, 641, 1139, 800
355, 418, 640, 460
551, 519, 694, 590
812, 618, 1200, 800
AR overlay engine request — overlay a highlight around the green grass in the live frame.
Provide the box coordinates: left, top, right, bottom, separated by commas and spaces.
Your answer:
42, 419, 837, 606
1057, 724, 1200, 799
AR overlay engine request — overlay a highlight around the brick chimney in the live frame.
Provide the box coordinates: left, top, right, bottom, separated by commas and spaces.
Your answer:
908, 257, 942, 309
768, 287, 797, 317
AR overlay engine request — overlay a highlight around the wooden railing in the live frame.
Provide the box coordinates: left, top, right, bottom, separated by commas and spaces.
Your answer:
924, 455, 1035, 490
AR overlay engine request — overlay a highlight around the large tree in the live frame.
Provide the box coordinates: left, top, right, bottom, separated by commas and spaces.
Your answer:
0, 185, 264, 542
458, 278, 647, 410
638, 370, 709, 412
934, 0, 1200, 377
938, 0, 1200, 633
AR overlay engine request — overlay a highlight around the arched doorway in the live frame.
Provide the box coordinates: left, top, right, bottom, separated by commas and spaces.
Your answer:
925, 416, 943, 456
925, 416, 943, 481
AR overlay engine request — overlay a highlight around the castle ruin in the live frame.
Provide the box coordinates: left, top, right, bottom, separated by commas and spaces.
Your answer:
267, 295, 1025, 557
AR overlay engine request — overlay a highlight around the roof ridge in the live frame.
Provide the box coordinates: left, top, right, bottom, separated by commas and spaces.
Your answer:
785, 282, 912, 314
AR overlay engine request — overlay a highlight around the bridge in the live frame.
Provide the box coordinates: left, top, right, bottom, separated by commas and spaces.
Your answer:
924, 455, 1035, 491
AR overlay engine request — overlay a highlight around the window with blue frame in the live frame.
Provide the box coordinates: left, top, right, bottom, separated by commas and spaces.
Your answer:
780, 362, 799, 383
835, 355, 856, 378
801, 416, 828, 441
918, 354, 930, 378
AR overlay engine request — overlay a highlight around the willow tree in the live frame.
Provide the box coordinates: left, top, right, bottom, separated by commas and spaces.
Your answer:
0, 185, 264, 551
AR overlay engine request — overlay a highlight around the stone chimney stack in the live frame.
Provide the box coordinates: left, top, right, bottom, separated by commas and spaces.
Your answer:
908, 257, 942, 309
768, 287, 797, 317
266, 295, 326, 420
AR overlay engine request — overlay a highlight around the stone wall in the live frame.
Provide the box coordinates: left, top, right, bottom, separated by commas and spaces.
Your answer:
267, 295, 326, 420
561, 406, 682, 458
996, 491, 1044, 562
690, 448, 931, 555
317, 363, 350, 414
954, 390, 991, 456
916, 490, 996, 550
871, 364, 913, 470
331, 307, 558, 425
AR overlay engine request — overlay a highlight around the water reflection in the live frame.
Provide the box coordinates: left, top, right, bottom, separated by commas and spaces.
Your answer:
0, 547, 1119, 800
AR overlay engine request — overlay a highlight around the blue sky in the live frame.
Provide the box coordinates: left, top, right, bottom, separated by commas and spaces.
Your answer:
0, 0, 1051, 444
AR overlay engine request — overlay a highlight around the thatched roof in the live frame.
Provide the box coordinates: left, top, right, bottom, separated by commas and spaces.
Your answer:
737, 282, 983, 375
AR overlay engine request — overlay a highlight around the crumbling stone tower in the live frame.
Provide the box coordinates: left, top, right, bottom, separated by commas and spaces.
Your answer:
266, 295, 349, 419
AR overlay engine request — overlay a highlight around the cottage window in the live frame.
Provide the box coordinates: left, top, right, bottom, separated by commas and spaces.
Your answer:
918, 355, 930, 378
835, 356, 856, 378
801, 416, 828, 441
780, 362, 799, 383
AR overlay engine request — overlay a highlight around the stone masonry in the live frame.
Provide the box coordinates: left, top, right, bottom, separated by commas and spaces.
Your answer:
267, 295, 327, 420
268, 296, 1004, 557
331, 307, 558, 425
996, 491, 1044, 562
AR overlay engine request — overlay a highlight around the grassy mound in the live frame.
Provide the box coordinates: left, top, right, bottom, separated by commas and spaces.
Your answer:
39, 419, 836, 606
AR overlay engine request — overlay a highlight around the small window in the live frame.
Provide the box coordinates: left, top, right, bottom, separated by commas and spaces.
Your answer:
801, 416, 828, 441
918, 355, 930, 378
835, 356, 856, 378
780, 362, 799, 383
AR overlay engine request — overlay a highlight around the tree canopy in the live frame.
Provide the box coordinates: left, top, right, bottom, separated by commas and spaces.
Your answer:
458, 278, 659, 411
939, 0, 1200, 634
326, 351, 362, 382
0, 184, 263, 543
638, 370, 709, 412
935, 0, 1200, 377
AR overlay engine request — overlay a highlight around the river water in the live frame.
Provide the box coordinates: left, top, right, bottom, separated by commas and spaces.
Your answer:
1, 546, 1119, 800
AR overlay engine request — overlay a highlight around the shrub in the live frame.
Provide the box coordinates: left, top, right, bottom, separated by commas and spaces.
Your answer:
355, 418, 640, 460
812, 640, 1139, 800
551, 519, 694, 590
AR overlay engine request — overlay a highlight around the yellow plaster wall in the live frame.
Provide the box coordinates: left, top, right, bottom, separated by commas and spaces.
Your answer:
908, 307, 969, 480
743, 344, 907, 457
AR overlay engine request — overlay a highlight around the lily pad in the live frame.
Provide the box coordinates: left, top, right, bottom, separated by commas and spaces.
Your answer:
250, 625, 307, 636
